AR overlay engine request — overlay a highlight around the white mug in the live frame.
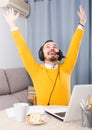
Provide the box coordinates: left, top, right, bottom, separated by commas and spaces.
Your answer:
14, 103, 29, 122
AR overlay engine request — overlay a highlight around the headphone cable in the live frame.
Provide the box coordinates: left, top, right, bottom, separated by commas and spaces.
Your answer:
47, 67, 59, 105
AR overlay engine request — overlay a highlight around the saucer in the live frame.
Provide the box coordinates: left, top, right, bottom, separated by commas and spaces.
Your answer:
26, 112, 47, 125
30, 119, 47, 125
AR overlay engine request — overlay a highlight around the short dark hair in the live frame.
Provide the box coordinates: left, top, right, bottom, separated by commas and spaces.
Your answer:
44, 40, 54, 45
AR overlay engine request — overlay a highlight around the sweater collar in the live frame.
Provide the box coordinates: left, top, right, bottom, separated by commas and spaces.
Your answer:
44, 63, 58, 69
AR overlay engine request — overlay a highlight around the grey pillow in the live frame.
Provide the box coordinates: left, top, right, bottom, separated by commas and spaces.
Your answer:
0, 69, 10, 95
5, 68, 32, 93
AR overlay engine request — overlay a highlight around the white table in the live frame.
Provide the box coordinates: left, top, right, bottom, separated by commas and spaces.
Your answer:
0, 110, 91, 130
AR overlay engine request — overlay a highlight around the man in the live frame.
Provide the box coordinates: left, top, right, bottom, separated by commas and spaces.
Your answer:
4, 5, 86, 105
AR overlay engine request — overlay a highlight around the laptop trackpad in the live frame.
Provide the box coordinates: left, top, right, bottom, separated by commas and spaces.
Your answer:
55, 112, 66, 117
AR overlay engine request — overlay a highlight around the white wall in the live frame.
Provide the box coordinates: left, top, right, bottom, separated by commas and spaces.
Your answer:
0, 9, 27, 68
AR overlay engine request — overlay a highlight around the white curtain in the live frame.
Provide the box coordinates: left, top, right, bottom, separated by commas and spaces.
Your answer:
27, 0, 91, 90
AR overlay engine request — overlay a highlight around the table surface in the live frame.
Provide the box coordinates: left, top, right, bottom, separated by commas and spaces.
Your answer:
0, 110, 91, 130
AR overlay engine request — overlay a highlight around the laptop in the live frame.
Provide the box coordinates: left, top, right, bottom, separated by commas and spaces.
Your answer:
44, 84, 92, 122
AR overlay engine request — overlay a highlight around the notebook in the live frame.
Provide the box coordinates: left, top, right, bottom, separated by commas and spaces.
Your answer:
44, 84, 92, 122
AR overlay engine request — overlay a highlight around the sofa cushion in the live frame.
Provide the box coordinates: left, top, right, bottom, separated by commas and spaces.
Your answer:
0, 94, 19, 110
0, 69, 10, 95
13, 89, 29, 103
5, 68, 32, 93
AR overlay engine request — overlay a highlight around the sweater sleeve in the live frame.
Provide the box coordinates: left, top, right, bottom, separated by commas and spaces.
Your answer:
62, 28, 84, 74
11, 29, 40, 77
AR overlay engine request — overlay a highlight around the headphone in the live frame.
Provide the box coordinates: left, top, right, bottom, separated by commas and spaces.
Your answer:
38, 45, 65, 61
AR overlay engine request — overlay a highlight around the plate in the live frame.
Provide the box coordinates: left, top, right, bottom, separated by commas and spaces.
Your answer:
30, 120, 47, 125
26, 113, 47, 125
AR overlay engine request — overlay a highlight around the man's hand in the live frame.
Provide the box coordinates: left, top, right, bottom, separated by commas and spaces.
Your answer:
4, 8, 19, 28
77, 5, 86, 26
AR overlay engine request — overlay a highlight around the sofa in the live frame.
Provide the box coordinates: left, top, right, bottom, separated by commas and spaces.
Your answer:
0, 67, 33, 110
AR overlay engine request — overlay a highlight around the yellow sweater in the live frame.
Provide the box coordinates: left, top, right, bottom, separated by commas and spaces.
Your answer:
11, 28, 84, 105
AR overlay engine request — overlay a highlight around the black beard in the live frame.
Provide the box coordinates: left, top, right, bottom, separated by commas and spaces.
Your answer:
49, 57, 57, 62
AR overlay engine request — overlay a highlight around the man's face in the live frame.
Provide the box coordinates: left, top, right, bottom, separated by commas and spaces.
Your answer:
43, 42, 59, 62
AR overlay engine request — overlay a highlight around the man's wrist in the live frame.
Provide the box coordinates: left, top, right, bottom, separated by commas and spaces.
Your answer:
79, 19, 86, 26
77, 24, 84, 30
78, 23, 84, 27
78, 20, 86, 30
10, 26, 18, 31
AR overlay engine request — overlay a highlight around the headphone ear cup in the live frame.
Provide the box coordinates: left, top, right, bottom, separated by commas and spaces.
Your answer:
58, 50, 65, 61
38, 46, 44, 61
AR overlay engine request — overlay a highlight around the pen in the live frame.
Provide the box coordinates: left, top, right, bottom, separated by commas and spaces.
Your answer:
80, 102, 85, 110
87, 95, 91, 106
89, 96, 92, 111
89, 104, 92, 111
81, 99, 86, 106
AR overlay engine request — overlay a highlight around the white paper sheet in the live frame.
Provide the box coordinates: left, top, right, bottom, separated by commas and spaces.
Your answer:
5, 107, 15, 117
27, 106, 45, 115
5, 105, 46, 118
